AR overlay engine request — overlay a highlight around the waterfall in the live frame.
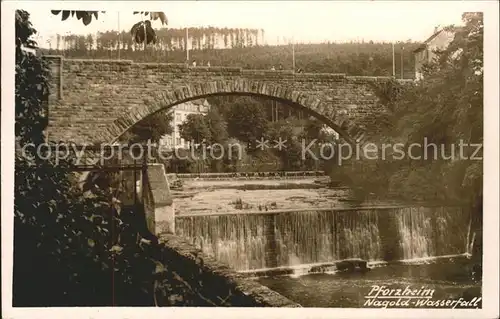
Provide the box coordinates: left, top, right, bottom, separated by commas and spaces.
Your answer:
175, 214, 269, 270
175, 206, 470, 271
393, 207, 470, 259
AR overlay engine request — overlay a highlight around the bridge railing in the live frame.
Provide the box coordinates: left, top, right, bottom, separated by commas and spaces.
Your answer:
43, 55, 414, 82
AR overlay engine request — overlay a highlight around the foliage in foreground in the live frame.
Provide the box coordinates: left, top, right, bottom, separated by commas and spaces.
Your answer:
13, 9, 200, 307
51, 10, 168, 45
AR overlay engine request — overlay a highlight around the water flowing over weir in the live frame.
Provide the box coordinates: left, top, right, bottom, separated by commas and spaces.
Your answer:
175, 206, 471, 271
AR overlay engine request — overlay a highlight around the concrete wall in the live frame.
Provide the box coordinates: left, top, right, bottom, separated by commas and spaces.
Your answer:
143, 164, 175, 235
43, 56, 395, 146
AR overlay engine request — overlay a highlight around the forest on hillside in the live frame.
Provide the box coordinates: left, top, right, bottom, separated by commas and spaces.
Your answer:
40, 27, 419, 78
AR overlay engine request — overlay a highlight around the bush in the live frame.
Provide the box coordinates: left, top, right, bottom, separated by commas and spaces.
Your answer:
13, 10, 201, 307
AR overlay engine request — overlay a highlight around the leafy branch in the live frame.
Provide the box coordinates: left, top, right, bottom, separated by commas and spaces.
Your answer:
15, 10, 197, 307
51, 10, 168, 44
51, 10, 104, 26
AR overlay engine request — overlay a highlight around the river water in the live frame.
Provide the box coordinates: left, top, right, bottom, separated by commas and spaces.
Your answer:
174, 178, 482, 308
257, 257, 481, 308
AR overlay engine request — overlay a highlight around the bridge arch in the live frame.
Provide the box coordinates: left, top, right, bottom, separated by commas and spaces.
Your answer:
101, 79, 366, 145
44, 57, 396, 146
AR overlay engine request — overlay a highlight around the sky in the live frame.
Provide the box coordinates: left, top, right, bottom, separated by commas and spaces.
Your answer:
14, 1, 483, 48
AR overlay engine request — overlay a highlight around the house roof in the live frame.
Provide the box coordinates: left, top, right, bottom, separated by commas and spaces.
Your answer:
413, 27, 457, 53
413, 30, 443, 53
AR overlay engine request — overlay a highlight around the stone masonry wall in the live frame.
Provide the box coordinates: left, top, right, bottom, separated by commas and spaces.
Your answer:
44, 56, 392, 145
158, 234, 301, 307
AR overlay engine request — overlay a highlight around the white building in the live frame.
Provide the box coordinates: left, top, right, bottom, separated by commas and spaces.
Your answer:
413, 27, 456, 81
160, 99, 211, 149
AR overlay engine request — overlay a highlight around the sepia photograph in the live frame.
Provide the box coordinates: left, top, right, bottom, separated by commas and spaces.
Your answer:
2, 1, 499, 318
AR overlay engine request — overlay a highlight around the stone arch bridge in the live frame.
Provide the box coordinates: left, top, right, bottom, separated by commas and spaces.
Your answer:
42, 56, 410, 238
44, 56, 403, 146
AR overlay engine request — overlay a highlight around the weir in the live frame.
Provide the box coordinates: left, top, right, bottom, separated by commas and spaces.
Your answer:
175, 206, 471, 272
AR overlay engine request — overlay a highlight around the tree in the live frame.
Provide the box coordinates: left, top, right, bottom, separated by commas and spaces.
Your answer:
303, 118, 324, 141
51, 10, 167, 45
119, 111, 174, 144
265, 118, 305, 170
333, 13, 483, 255
175, 106, 231, 172
388, 12, 483, 205
205, 107, 229, 171
226, 97, 268, 149
14, 10, 201, 307
206, 106, 228, 144
177, 107, 229, 146
178, 113, 211, 145
15, 9, 121, 306
15, 10, 49, 146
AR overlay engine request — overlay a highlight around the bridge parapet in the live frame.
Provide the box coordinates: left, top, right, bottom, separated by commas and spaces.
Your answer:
43, 55, 402, 82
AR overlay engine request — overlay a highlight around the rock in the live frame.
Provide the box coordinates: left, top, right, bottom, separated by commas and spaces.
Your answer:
309, 264, 336, 273
308, 259, 370, 274
335, 259, 370, 273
